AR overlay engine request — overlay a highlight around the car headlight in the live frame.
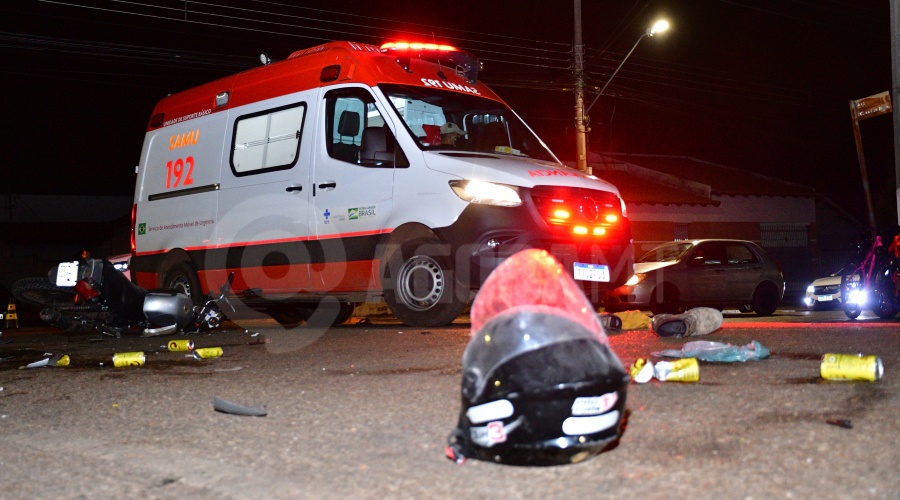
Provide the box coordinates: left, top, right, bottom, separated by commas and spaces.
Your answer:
624, 273, 645, 286
806, 285, 814, 294
449, 180, 521, 207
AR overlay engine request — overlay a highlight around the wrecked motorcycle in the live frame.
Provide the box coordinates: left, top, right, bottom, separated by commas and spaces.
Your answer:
12, 255, 233, 337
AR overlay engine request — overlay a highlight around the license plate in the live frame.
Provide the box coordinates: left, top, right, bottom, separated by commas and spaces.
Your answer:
573, 262, 610, 282
56, 261, 80, 287
817, 295, 832, 302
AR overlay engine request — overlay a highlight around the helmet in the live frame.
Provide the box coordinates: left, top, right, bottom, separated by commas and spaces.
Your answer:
446, 249, 629, 466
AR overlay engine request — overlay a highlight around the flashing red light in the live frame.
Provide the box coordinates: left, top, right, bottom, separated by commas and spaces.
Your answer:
593, 227, 607, 236
130, 204, 137, 254
604, 214, 618, 223
552, 209, 571, 220
381, 42, 457, 52
573, 226, 588, 235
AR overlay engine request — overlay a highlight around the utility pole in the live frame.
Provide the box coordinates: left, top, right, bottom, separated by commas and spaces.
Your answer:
891, 0, 900, 225
574, 0, 589, 173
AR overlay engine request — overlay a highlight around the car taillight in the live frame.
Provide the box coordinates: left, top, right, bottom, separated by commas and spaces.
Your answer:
531, 186, 623, 238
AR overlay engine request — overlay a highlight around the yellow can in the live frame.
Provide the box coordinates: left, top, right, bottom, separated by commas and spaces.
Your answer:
55, 354, 71, 367
820, 353, 883, 381
193, 347, 223, 359
168, 339, 194, 352
112, 351, 145, 368
657, 358, 700, 382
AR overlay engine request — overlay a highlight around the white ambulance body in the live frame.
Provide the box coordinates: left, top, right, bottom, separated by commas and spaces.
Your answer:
131, 41, 634, 327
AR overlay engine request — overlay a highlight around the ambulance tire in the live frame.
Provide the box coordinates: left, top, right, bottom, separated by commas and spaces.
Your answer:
161, 261, 203, 305
382, 237, 468, 327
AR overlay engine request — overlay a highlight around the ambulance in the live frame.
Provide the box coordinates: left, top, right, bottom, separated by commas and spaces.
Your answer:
130, 40, 634, 327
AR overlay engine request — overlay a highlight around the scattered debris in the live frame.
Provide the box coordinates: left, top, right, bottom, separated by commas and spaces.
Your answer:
653, 358, 700, 382
608, 310, 650, 330
653, 340, 770, 362
821, 353, 883, 381
213, 396, 267, 417
248, 336, 269, 346
826, 419, 853, 429
167, 339, 194, 352
598, 312, 623, 331
651, 307, 723, 337
193, 347, 224, 359
112, 352, 146, 368
631, 358, 699, 383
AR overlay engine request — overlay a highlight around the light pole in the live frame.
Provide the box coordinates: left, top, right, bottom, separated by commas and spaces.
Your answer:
574, 19, 669, 173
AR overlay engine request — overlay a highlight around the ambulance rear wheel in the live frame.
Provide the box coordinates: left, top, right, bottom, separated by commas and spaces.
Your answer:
162, 261, 202, 305
382, 238, 467, 327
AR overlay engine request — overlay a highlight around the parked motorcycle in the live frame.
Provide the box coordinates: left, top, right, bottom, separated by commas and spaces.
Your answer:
12, 254, 233, 337
839, 230, 900, 319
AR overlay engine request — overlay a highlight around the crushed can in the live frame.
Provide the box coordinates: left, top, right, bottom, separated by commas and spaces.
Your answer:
820, 353, 883, 381
55, 354, 71, 367
168, 339, 194, 352
630, 358, 655, 384
655, 358, 699, 382
193, 347, 223, 359
112, 351, 145, 368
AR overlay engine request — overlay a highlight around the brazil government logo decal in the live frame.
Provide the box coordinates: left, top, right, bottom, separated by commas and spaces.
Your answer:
348, 206, 376, 220
138, 223, 147, 235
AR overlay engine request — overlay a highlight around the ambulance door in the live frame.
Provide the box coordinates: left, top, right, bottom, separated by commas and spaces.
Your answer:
215, 98, 313, 293
310, 87, 400, 292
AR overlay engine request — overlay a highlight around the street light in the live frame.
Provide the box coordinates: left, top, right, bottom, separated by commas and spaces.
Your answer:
576, 19, 670, 172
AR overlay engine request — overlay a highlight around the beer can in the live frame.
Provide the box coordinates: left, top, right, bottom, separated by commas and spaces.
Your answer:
112, 351, 145, 368
820, 353, 883, 381
193, 347, 223, 359
55, 354, 71, 367
655, 358, 700, 382
168, 339, 194, 352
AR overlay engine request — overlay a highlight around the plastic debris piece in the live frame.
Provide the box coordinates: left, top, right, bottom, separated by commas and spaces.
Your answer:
248, 336, 270, 346
826, 419, 853, 429
653, 340, 770, 362
213, 396, 267, 417
25, 358, 50, 369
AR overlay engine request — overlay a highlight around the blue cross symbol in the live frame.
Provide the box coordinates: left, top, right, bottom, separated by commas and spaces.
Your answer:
323, 209, 331, 224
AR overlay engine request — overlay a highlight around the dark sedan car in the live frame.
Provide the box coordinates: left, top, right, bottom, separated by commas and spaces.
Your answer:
605, 239, 785, 316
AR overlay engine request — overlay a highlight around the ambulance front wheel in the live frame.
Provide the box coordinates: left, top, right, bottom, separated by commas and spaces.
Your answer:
161, 261, 202, 305
382, 238, 468, 327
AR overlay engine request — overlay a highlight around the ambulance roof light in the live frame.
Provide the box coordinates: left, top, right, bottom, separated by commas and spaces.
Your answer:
380, 40, 482, 84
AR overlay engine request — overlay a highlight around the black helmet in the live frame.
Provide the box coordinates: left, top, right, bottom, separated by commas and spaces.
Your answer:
446, 249, 629, 466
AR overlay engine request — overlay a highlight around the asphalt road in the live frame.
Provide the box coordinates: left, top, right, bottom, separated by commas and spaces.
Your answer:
0, 306, 897, 499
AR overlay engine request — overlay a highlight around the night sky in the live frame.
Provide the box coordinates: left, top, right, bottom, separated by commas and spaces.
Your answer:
2, 0, 895, 225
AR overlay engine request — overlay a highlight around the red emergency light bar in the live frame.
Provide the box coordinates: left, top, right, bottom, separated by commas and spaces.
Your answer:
380, 42, 457, 52
380, 40, 482, 84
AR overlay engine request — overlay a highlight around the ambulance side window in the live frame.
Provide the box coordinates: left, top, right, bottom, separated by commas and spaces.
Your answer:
325, 89, 408, 168
230, 103, 306, 177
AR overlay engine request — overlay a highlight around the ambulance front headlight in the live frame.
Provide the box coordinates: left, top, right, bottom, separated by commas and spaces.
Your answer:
449, 180, 521, 207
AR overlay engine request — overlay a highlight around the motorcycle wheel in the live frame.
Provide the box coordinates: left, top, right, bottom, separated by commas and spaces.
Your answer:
843, 303, 862, 319
12, 277, 77, 309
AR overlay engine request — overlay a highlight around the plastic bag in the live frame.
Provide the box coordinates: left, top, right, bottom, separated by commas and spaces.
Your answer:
652, 340, 769, 362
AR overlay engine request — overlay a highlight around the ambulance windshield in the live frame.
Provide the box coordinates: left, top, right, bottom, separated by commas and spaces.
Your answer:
380, 84, 557, 163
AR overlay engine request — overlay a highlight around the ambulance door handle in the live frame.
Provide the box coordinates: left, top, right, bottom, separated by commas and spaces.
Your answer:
318, 181, 337, 191
285, 185, 303, 193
